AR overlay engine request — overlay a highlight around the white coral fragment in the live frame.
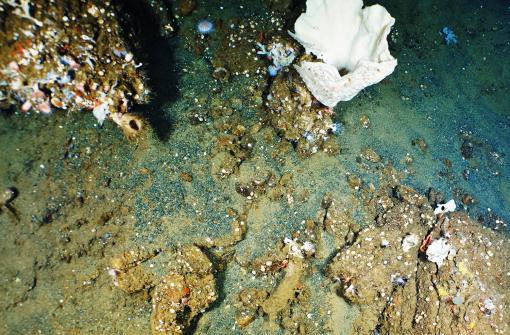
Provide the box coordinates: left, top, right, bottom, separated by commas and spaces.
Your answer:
257, 42, 296, 69
401, 234, 419, 253
426, 238, 455, 267
434, 199, 456, 215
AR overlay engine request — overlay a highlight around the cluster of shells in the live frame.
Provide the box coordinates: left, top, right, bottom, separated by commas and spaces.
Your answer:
0, 0, 149, 138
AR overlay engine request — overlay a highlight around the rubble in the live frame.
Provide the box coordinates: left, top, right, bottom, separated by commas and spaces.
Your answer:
265, 67, 339, 156
327, 182, 510, 335
109, 245, 217, 335
0, 0, 149, 133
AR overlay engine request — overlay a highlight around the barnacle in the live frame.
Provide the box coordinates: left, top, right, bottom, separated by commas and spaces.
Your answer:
111, 112, 145, 140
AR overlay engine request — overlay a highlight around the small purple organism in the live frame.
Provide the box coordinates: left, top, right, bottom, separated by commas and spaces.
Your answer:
440, 27, 458, 45
267, 65, 279, 77
197, 19, 214, 35
392, 275, 408, 286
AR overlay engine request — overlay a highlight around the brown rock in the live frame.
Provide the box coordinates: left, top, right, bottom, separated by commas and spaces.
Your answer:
177, 0, 196, 16
116, 266, 154, 293
179, 172, 193, 182
361, 148, 381, 163
347, 174, 362, 190
462, 194, 474, 205
396, 185, 428, 207
412, 138, 428, 152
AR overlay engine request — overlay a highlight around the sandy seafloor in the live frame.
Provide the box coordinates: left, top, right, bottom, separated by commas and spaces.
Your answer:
0, 0, 509, 334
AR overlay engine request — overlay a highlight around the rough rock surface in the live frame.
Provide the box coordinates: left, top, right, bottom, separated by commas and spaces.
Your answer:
328, 192, 510, 335
110, 245, 217, 335
265, 67, 338, 156
0, 0, 149, 125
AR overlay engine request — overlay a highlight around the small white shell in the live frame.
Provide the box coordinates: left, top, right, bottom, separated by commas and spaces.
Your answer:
434, 199, 456, 215
124, 52, 133, 62
401, 234, 419, 253
1, 188, 16, 206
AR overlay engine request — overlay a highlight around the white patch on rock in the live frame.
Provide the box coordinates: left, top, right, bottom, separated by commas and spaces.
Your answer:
266, 43, 296, 69
434, 199, 456, 215
284, 237, 303, 258
401, 234, 419, 253
301, 241, 316, 255
284, 238, 316, 258
92, 103, 110, 125
426, 238, 455, 267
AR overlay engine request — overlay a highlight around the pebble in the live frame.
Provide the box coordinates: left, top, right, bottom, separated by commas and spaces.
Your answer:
412, 138, 428, 152
361, 148, 381, 163
403, 153, 413, 165
460, 140, 474, 159
212, 67, 230, 82
462, 194, 474, 206
347, 174, 362, 190
359, 114, 371, 128
0, 187, 17, 206
452, 295, 464, 305
180, 172, 193, 182
178, 0, 196, 16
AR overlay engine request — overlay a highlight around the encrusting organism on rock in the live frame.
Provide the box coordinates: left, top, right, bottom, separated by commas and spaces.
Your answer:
111, 112, 145, 140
